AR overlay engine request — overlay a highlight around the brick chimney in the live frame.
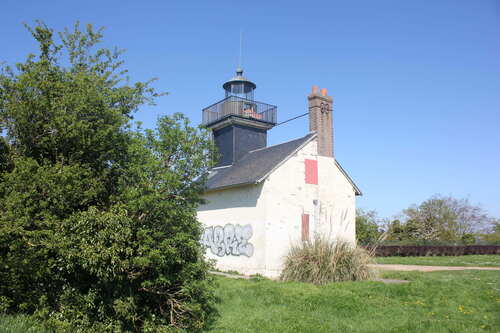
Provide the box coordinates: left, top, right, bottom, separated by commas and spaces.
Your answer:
308, 85, 333, 157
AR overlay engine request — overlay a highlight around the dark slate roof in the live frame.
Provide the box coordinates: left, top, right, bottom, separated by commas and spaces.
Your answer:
205, 132, 316, 191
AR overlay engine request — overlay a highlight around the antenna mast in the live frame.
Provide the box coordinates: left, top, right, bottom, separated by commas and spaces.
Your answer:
239, 30, 243, 69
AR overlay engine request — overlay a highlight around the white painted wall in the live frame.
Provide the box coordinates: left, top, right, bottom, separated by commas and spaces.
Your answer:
259, 139, 318, 277
317, 156, 357, 244
197, 183, 268, 276
260, 139, 356, 277
197, 137, 357, 278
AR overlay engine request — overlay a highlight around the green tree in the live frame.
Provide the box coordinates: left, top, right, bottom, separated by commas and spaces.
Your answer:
385, 219, 406, 241
399, 195, 495, 242
0, 137, 12, 173
355, 209, 381, 245
461, 233, 476, 245
0, 22, 216, 332
478, 220, 500, 244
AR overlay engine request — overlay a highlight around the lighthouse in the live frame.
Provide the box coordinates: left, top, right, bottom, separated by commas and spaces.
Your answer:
202, 68, 277, 167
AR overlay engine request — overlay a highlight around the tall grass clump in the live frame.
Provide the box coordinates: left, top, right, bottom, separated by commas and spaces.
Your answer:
0, 314, 53, 333
280, 238, 376, 284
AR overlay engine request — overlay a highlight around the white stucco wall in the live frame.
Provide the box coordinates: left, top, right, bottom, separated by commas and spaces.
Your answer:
317, 156, 357, 244
197, 183, 269, 276
197, 137, 357, 278
260, 140, 356, 277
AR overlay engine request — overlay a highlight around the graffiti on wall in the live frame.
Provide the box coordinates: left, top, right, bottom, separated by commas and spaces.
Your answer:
201, 224, 254, 257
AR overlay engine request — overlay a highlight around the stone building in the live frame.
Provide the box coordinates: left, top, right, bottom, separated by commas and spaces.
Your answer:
197, 68, 361, 278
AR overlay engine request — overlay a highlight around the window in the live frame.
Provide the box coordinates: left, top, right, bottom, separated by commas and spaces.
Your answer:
305, 159, 318, 184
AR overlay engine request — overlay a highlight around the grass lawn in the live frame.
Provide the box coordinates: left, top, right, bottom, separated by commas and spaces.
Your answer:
375, 254, 500, 267
0, 314, 52, 333
208, 270, 500, 332
2, 270, 499, 332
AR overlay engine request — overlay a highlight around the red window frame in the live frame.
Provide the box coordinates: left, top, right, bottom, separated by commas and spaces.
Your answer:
305, 159, 318, 185
301, 213, 310, 241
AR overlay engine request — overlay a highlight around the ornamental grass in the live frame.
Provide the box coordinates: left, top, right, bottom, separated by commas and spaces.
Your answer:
280, 237, 376, 284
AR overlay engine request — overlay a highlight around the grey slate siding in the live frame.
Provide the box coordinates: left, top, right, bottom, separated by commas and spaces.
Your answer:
233, 125, 267, 163
213, 126, 234, 167
213, 123, 268, 167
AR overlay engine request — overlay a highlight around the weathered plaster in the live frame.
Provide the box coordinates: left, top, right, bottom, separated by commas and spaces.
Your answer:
197, 138, 357, 278
197, 184, 269, 276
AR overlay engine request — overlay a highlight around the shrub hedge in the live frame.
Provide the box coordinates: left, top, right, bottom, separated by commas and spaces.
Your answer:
366, 245, 500, 257
0, 23, 217, 332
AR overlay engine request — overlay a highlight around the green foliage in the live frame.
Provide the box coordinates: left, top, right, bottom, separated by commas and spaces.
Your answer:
477, 221, 500, 244
280, 238, 376, 284
0, 21, 216, 332
0, 137, 13, 173
385, 219, 406, 241
479, 233, 500, 244
385, 195, 497, 243
461, 233, 476, 245
355, 209, 382, 245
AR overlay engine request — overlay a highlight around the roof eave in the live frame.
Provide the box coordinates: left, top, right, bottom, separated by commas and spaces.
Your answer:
334, 159, 362, 196
203, 180, 259, 193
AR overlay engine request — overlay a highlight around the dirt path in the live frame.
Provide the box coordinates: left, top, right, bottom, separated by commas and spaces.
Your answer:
210, 271, 252, 279
370, 264, 500, 272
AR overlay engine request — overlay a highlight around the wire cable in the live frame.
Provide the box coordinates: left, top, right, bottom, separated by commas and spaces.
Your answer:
275, 112, 309, 126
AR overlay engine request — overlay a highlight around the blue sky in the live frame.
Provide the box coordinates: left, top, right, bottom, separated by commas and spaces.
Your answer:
1, 0, 499, 220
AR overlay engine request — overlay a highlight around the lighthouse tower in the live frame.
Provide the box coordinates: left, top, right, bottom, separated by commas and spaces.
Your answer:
202, 68, 278, 167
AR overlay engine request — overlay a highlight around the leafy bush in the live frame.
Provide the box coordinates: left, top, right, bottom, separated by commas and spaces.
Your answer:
461, 233, 476, 245
478, 222, 500, 244
0, 22, 216, 332
280, 238, 376, 285
355, 209, 382, 245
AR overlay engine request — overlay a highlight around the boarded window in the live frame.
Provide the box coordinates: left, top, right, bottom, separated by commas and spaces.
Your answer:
301, 213, 310, 241
305, 159, 318, 184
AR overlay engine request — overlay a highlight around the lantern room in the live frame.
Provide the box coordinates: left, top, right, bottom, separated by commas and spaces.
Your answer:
222, 67, 256, 100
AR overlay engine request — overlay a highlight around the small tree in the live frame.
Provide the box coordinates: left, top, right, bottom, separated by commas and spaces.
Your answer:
0, 22, 216, 332
385, 219, 406, 241
355, 209, 381, 245
399, 195, 496, 242
478, 220, 500, 244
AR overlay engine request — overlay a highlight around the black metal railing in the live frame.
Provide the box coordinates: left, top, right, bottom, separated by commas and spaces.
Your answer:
202, 96, 277, 126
